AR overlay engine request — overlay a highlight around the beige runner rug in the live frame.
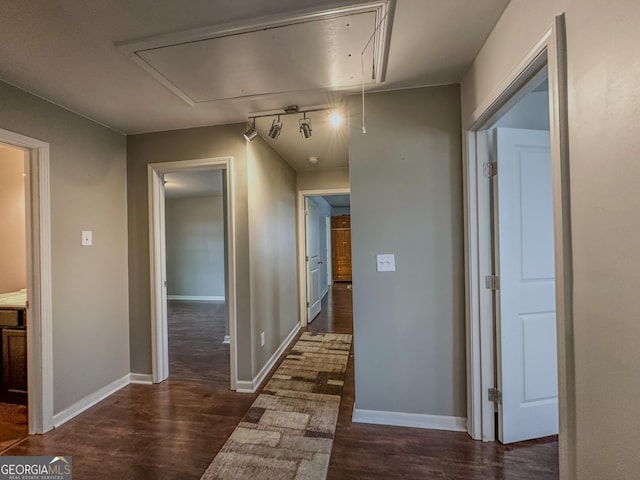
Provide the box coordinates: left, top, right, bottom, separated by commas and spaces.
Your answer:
201, 332, 352, 480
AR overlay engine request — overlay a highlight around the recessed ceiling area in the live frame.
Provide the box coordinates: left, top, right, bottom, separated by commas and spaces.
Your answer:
0, 0, 510, 169
125, 8, 386, 105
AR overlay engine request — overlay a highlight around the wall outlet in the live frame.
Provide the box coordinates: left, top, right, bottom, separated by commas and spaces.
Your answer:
260, 332, 265, 347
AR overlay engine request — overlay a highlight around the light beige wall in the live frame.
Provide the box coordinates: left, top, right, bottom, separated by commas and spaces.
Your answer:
165, 195, 225, 297
247, 135, 298, 376
297, 167, 350, 191
0, 80, 129, 414
461, 0, 564, 125
462, 1, 640, 477
126, 124, 253, 379
349, 85, 466, 417
0, 146, 27, 293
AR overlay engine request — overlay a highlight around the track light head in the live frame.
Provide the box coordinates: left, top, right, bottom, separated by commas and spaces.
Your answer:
243, 120, 257, 141
268, 117, 283, 140
299, 114, 312, 139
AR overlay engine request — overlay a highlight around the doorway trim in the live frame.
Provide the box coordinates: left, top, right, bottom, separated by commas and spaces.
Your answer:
297, 187, 350, 327
148, 157, 238, 390
463, 14, 574, 478
0, 128, 54, 434
325, 214, 332, 288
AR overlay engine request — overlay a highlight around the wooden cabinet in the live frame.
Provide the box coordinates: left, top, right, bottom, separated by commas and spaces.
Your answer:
332, 215, 352, 282
1, 328, 27, 403
331, 215, 351, 229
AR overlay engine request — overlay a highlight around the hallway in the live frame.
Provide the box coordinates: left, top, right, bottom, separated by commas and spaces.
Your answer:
1, 287, 558, 479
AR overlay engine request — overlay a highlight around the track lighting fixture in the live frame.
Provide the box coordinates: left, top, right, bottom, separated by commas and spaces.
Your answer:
299, 113, 312, 139
268, 116, 283, 140
243, 105, 341, 140
243, 119, 257, 141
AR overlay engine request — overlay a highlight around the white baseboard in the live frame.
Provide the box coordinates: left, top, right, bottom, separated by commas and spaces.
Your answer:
352, 408, 467, 433
222, 335, 230, 344
52, 374, 130, 428
129, 373, 153, 384
321, 287, 329, 299
235, 380, 254, 392
167, 295, 225, 301
236, 324, 301, 393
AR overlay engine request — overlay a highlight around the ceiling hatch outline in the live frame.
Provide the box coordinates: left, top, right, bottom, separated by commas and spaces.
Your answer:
117, 1, 392, 106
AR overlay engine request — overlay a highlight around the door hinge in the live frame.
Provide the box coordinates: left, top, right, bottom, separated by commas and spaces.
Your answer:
488, 387, 502, 405
306, 301, 310, 308
485, 275, 499, 290
25, 300, 29, 309
306, 255, 309, 262
483, 162, 497, 177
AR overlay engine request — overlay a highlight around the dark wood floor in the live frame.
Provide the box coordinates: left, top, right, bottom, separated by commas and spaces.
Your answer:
2, 286, 558, 479
4, 300, 256, 479
0, 402, 28, 453
309, 283, 559, 479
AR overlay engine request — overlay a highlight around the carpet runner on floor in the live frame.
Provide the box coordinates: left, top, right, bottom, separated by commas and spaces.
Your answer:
201, 332, 352, 480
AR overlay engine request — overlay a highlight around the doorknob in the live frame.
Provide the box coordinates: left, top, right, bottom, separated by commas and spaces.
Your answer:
318, 261, 323, 264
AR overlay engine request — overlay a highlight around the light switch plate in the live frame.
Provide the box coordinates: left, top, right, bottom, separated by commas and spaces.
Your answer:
82, 230, 93, 246
376, 254, 395, 272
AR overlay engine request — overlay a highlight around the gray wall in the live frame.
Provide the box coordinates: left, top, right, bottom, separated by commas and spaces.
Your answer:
165, 195, 225, 298
247, 135, 298, 376
0, 80, 130, 414
462, 0, 640, 476
127, 126, 298, 383
126, 124, 253, 379
297, 167, 349, 191
348, 85, 466, 417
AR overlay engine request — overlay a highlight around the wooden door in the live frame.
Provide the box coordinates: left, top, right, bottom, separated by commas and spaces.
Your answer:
332, 216, 352, 282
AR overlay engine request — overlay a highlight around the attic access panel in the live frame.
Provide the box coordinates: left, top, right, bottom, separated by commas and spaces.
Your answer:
119, 2, 390, 105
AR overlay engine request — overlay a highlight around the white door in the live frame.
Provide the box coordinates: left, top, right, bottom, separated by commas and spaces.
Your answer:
305, 198, 322, 321
494, 127, 558, 444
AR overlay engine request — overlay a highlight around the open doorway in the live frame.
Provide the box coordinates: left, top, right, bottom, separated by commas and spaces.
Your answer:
163, 169, 229, 383
0, 144, 29, 450
298, 188, 350, 326
148, 157, 238, 390
0, 129, 53, 438
464, 16, 573, 476
484, 72, 558, 444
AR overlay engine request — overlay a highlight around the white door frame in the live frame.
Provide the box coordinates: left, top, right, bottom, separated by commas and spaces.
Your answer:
463, 15, 575, 478
325, 214, 332, 288
148, 157, 238, 390
0, 128, 54, 434
297, 187, 350, 327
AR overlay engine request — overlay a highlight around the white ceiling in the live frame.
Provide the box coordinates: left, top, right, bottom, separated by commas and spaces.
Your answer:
0, 0, 509, 171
